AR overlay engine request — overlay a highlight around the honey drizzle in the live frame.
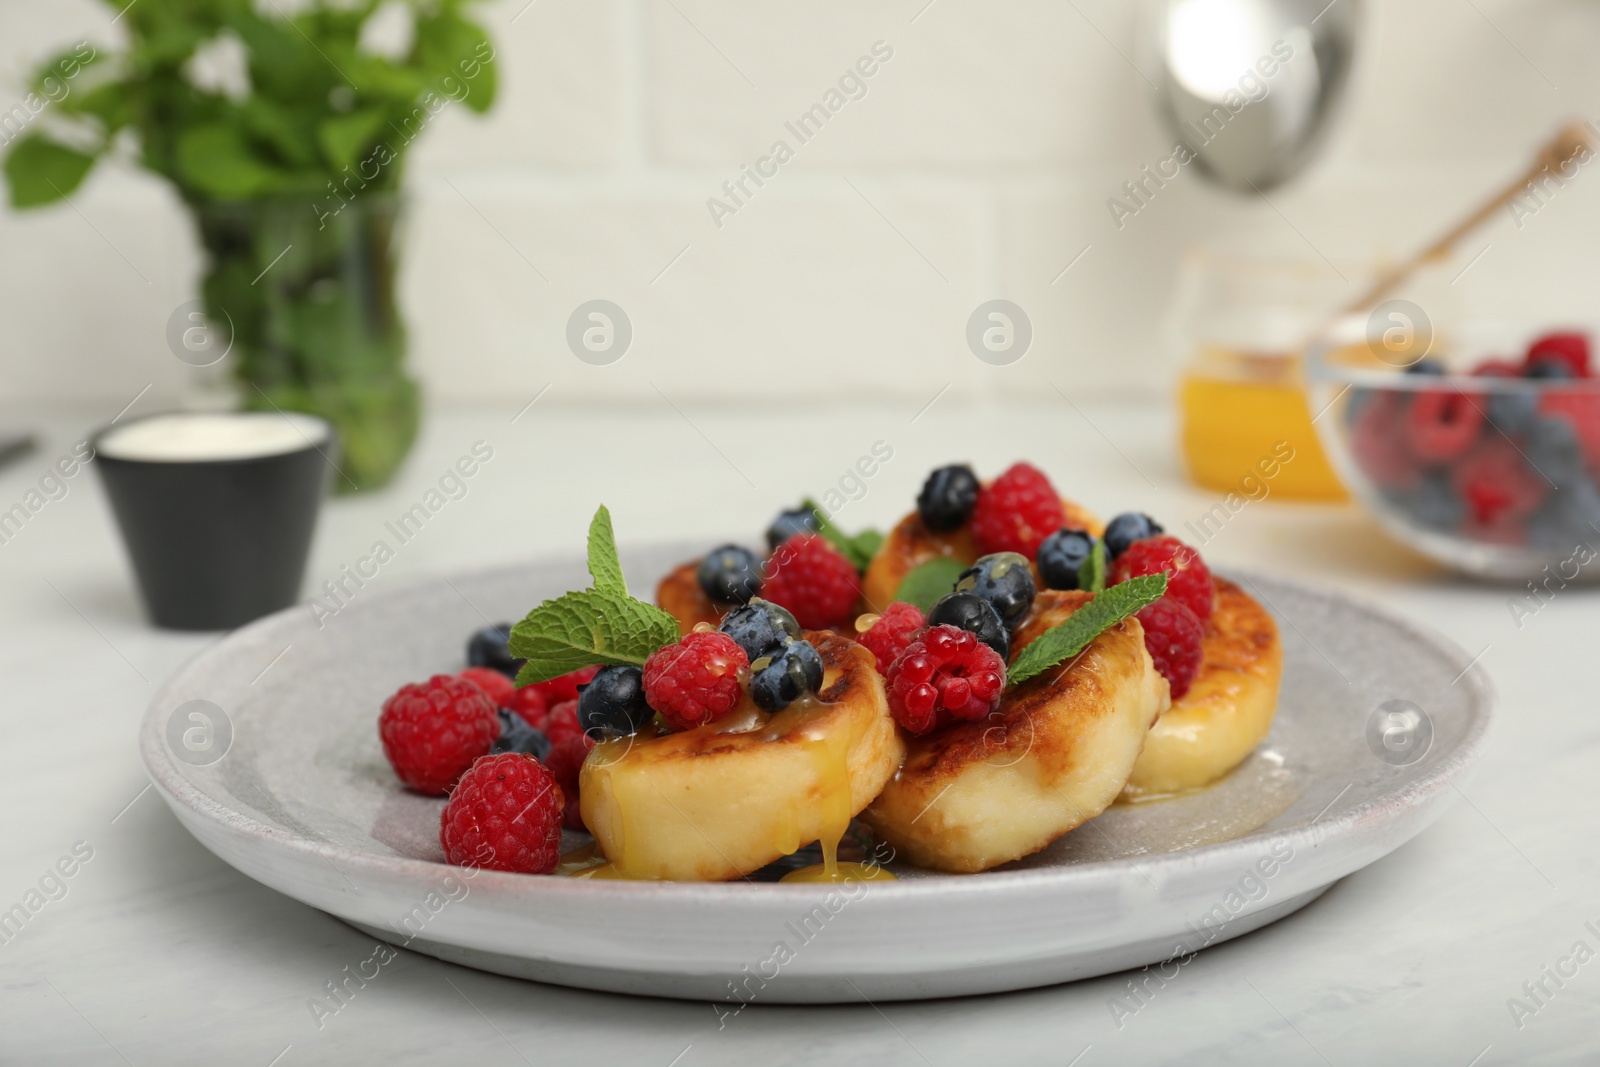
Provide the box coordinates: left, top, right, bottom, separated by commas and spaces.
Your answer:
562, 735, 645, 880
809, 727, 853, 879
555, 842, 605, 876
776, 696, 897, 883
780, 861, 897, 883
563, 661, 896, 884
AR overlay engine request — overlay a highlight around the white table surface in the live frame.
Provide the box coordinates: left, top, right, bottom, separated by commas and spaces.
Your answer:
1, 398, 1594, 1067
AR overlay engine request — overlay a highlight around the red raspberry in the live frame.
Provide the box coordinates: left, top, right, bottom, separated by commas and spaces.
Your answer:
543, 699, 582, 745
1111, 535, 1215, 625
378, 675, 500, 795
1526, 331, 1591, 378
1472, 358, 1521, 377
531, 665, 599, 706
760, 534, 860, 630
884, 624, 1006, 735
642, 631, 749, 730
1135, 598, 1205, 701
457, 666, 517, 708
507, 684, 550, 729
859, 601, 927, 674
971, 462, 1066, 559
1350, 391, 1422, 491
439, 754, 564, 874
1451, 438, 1547, 526
544, 733, 596, 831
1405, 389, 1484, 462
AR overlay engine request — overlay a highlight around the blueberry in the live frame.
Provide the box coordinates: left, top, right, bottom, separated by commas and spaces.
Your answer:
1526, 501, 1565, 550
697, 544, 763, 604
1037, 528, 1096, 590
766, 506, 820, 550
467, 622, 522, 678
492, 708, 551, 760
954, 552, 1036, 628
576, 665, 653, 738
1343, 387, 1376, 429
1102, 512, 1164, 558
1568, 481, 1600, 528
1486, 387, 1539, 436
927, 592, 1009, 660
1405, 358, 1447, 376
1397, 471, 1463, 531
1541, 482, 1600, 547
718, 597, 802, 660
917, 465, 980, 532
1526, 417, 1587, 485
749, 638, 824, 712
1528, 493, 1575, 550
1526, 358, 1574, 380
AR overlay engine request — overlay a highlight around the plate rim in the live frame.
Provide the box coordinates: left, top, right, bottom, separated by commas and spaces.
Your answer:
139, 554, 1496, 902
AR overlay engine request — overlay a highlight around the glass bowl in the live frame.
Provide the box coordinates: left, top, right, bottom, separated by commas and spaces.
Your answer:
1308, 319, 1600, 581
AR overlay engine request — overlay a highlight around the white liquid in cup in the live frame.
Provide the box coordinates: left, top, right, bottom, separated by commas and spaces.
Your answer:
97, 413, 329, 463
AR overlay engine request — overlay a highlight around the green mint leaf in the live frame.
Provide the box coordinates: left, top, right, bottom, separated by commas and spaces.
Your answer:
586, 505, 626, 593
316, 108, 387, 171
174, 124, 286, 199
849, 529, 885, 567
800, 497, 881, 573
4, 136, 98, 208
1078, 539, 1107, 593
801, 497, 849, 552
894, 557, 966, 613
415, 9, 496, 113
509, 505, 672, 683
508, 587, 679, 686
1007, 574, 1167, 686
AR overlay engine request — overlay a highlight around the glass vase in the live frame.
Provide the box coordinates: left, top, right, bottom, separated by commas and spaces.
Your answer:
191, 194, 418, 493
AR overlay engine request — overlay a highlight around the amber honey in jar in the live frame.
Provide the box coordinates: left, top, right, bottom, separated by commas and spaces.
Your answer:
1178, 346, 1346, 500
1169, 250, 1354, 501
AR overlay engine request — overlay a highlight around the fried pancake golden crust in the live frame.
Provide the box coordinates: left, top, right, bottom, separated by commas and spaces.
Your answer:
657, 560, 725, 635
656, 560, 865, 638
1121, 577, 1282, 799
860, 590, 1168, 873
579, 631, 905, 881
861, 499, 1103, 611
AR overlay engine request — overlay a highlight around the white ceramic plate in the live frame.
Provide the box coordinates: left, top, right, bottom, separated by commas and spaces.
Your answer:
140, 549, 1493, 1003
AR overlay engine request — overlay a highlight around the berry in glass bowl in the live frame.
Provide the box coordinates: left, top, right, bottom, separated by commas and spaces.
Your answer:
1310, 323, 1600, 579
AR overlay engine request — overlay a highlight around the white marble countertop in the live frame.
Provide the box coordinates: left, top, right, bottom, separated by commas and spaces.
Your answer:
1, 398, 1595, 1066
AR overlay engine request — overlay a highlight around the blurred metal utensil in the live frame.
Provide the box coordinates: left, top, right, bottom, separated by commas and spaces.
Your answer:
0, 432, 36, 471
1143, 0, 1362, 191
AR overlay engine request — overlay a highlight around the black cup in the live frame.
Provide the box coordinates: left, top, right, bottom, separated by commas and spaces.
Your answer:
93, 412, 335, 631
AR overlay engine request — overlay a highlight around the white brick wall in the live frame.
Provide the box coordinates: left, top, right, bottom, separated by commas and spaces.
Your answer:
3, 0, 1600, 411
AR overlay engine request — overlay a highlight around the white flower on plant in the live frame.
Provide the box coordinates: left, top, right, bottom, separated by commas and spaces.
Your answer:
253, 0, 319, 16
185, 33, 251, 102
359, 2, 416, 62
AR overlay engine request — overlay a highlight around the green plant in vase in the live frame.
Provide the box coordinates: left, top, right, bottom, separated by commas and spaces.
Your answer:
3, 0, 499, 491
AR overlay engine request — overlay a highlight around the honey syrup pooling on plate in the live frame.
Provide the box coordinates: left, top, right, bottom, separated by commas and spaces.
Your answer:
777, 717, 896, 884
